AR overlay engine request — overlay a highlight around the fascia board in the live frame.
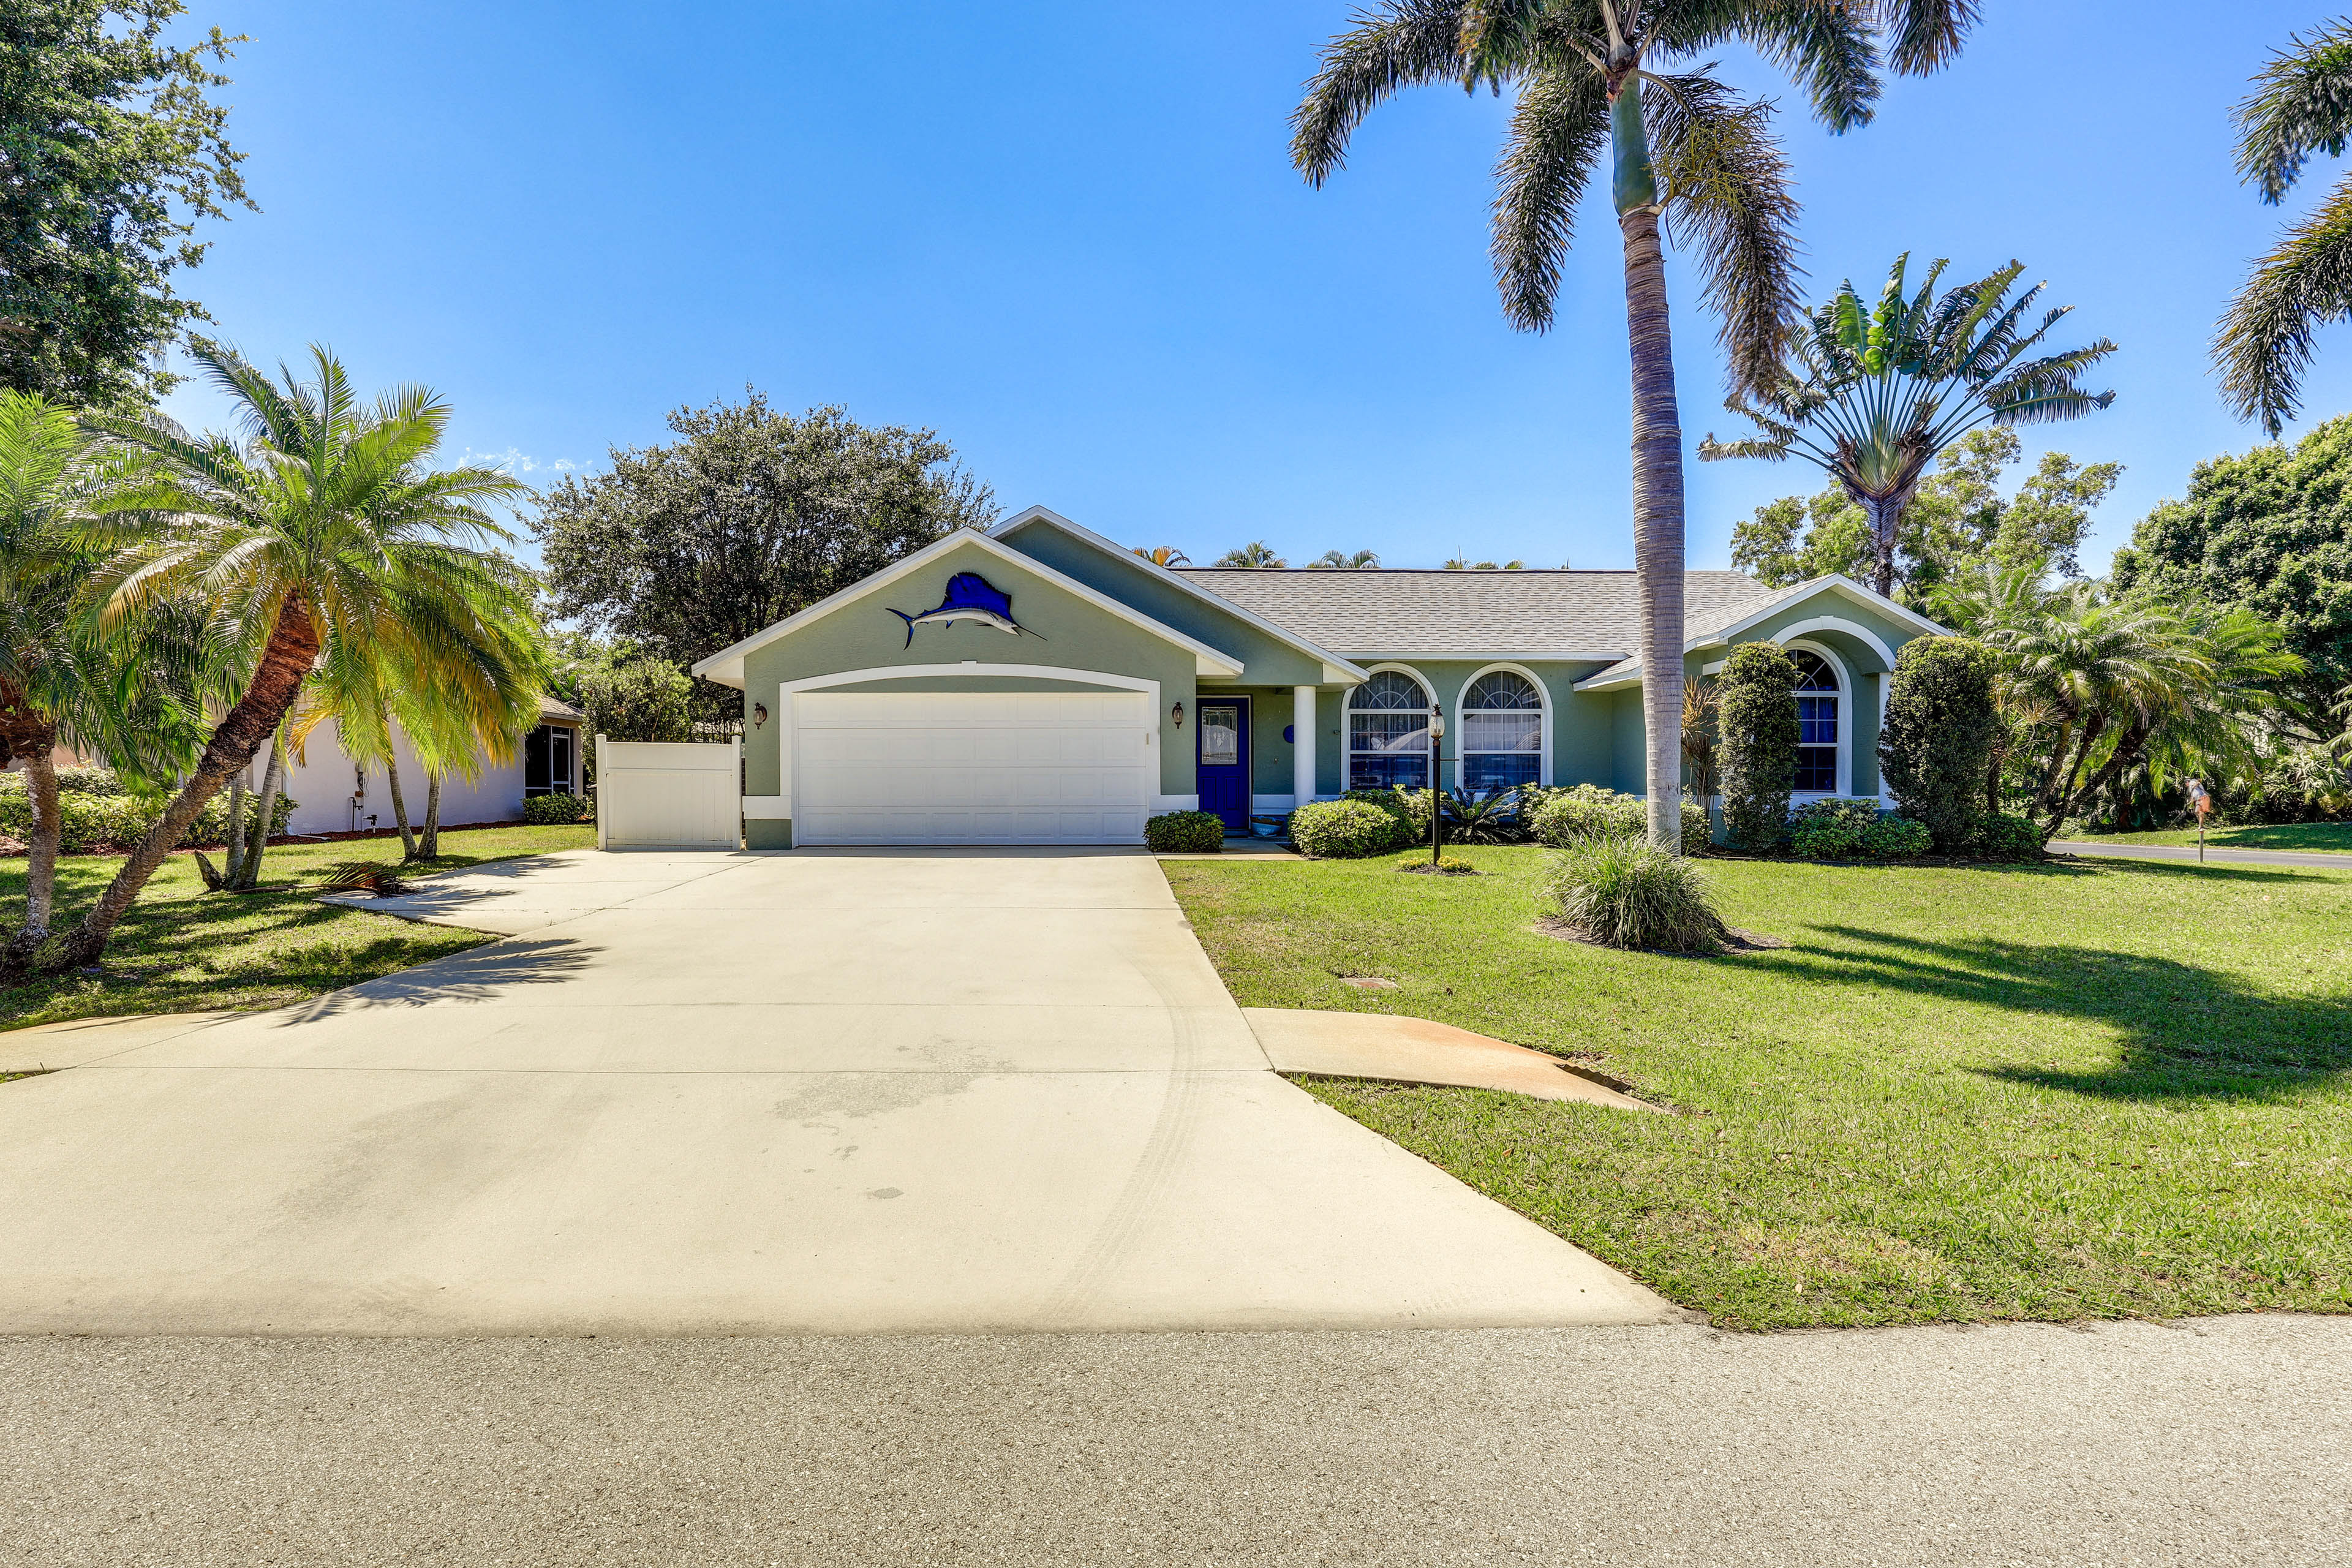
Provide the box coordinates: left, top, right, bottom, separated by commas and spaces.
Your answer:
689, 528, 1243, 684
1690, 575, 1950, 649
992, 507, 1371, 682
1339, 650, 1629, 663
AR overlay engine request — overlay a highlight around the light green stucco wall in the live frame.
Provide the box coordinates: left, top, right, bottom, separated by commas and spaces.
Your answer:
735, 538, 1201, 846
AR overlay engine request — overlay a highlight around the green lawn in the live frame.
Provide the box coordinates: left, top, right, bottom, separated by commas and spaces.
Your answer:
1162, 846, 2351, 1331
2062, 823, 2352, 853
0, 825, 595, 1030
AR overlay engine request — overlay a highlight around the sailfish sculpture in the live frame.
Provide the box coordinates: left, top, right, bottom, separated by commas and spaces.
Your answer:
885, 571, 1041, 648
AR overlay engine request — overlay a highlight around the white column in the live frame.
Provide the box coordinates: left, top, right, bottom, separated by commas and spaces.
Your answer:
1292, 685, 1317, 806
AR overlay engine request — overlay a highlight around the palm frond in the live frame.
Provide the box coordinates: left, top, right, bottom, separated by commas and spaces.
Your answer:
1488, 63, 1611, 330
2233, 17, 2352, 203
1291, 0, 1476, 186
2214, 172, 2352, 437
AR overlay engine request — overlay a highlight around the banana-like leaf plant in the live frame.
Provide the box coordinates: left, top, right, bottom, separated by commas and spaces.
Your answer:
1700, 255, 2117, 600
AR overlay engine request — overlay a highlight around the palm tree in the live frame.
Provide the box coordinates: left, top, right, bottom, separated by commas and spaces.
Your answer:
1133, 545, 1190, 567
7, 342, 540, 978
1310, 548, 1382, 569
0, 393, 211, 960
1213, 541, 1286, 567
1294, 1, 1978, 850
2215, 17, 2352, 436
1700, 255, 2117, 600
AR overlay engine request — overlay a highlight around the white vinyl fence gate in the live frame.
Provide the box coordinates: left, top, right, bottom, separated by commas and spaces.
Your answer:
594, 737, 741, 851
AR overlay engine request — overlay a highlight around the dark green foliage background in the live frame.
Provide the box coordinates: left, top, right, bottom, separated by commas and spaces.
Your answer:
1879, 636, 1999, 851
1717, 641, 1799, 851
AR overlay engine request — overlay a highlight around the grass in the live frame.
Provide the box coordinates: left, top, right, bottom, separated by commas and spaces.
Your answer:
2062, 822, 2352, 853
1162, 845, 2352, 1331
0, 824, 595, 1030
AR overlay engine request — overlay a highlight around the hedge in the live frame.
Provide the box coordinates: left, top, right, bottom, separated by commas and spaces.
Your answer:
1291, 798, 1415, 859
1526, 785, 1712, 852
522, 791, 595, 826
1787, 798, 1932, 860
1717, 642, 1800, 851
1879, 635, 1999, 852
0, 775, 296, 854
1144, 810, 1224, 853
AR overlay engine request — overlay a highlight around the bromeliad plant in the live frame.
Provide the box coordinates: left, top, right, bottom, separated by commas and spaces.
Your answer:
1292, 1, 1980, 850
1701, 255, 2117, 599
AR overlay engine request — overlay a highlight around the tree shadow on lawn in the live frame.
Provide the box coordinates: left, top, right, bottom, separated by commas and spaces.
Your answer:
1739, 925, 2350, 1103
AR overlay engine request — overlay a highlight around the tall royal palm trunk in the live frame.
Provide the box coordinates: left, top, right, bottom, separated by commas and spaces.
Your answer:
1614, 81, 1686, 851
23, 600, 323, 976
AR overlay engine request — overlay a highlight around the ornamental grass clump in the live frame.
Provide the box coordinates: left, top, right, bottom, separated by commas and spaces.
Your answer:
1545, 837, 1730, 953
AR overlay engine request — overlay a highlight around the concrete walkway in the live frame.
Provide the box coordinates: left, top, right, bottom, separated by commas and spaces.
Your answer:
0, 848, 1673, 1335
2054, 839, 2352, 870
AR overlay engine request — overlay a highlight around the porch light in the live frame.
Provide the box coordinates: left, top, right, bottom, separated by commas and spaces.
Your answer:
1171, 701, 1185, 729
1427, 706, 1446, 739
753, 703, 769, 728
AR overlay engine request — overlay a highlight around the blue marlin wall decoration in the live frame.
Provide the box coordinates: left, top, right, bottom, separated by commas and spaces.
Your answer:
885, 572, 1042, 647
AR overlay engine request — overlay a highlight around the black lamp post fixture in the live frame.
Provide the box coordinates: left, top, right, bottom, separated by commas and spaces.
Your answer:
1427, 706, 1447, 867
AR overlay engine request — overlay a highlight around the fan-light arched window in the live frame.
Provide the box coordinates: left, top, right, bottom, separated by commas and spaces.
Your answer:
1348, 669, 1432, 790
1460, 671, 1542, 791
1790, 649, 1841, 794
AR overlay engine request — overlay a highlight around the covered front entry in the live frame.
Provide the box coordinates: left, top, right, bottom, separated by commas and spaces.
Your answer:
794, 689, 1151, 846
1194, 695, 1250, 832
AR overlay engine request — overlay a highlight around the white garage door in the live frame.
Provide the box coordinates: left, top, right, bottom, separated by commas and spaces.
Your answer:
794, 690, 1150, 845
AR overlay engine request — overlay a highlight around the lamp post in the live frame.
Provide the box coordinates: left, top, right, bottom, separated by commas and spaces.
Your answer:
1427, 707, 1447, 867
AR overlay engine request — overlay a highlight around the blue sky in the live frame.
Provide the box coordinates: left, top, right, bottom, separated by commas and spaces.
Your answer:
159, 1, 2352, 576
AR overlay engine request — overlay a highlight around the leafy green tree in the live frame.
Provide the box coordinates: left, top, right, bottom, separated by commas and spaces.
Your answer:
536, 394, 995, 723
1, 1, 252, 406
1293, 1, 1977, 851
548, 633, 696, 758
0, 390, 211, 957
2112, 412, 2352, 718
1732, 429, 2120, 599
1877, 635, 1997, 851
2214, 17, 2352, 435
4, 342, 540, 979
1716, 640, 1799, 851
1703, 255, 2118, 598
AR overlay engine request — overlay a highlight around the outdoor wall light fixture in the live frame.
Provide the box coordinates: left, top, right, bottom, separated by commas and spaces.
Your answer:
753, 703, 769, 728
1171, 701, 1185, 729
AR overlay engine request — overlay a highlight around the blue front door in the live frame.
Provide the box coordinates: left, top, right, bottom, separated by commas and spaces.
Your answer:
1196, 697, 1250, 832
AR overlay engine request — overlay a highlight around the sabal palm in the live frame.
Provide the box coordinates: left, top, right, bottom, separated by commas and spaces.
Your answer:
1701, 255, 2117, 600
0, 393, 211, 951
18, 341, 538, 974
1294, 0, 1975, 848
2215, 18, 2352, 435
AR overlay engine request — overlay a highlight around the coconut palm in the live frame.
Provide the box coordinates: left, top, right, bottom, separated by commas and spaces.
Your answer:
0, 393, 213, 960
7, 341, 540, 978
1701, 255, 2117, 600
1294, 1, 1978, 849
1213, 541, 1285, 568
1310, 548, 1382, 569
2215, 17, 2352, 436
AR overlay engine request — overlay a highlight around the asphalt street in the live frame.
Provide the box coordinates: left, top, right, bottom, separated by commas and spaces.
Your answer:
4, 1314, 2345, 1567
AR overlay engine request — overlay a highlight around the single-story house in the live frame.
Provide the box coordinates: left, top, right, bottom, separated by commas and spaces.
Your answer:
258, 695, 585, 838
689, 507, 1947, 848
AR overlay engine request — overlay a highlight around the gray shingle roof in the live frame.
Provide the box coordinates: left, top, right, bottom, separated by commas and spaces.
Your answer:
1170, 568, 1776, 658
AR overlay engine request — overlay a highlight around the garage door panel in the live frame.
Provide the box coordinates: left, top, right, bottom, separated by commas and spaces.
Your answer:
795, 689, 1152, 846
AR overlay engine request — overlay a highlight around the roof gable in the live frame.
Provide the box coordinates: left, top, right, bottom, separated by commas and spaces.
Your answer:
688, 529, 1244, 688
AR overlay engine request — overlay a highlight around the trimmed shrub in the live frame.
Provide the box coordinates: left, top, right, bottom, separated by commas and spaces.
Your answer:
523, 791, 594, 826
1528, 784, 1646, 845
1144, 809, 1224, 853
1973, 813, 2043, 862
1787, 797, 1881, 859
1861, 815, 1933, 859
1717, 642, 1800, 852
0, 775, 295, 853
1879, 635, 1999, 852
1341, 787, 1420, 842
1681, 797, 1714, 853
1291, 798, 1413, 859
1544, 836, 1730, 952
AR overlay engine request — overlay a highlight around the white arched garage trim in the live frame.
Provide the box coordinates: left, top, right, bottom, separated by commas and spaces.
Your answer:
1452, 662, 1551, 791
1784, 638, 1853, 800
758, 663, 1171, 843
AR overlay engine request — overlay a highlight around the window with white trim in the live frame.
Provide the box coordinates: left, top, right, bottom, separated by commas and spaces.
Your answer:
1348, 670, 1432, 790
1790, 649, 1840, 793
1460, 671, 1542, 791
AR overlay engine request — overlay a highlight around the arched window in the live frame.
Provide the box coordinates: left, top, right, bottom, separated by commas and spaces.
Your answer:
1790, 649, 1841, 794
1348, 669, 1432, 790
1460, 670, 1542, 791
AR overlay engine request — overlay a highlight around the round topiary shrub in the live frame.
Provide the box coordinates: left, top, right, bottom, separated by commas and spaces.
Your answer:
1861, 815, 1933, 859
1717, 642, 1800, 852
1973, 812, 2044, 862
1144, 809, 1225, 853
1544, 837, 1730, 952
1291, 798, 1412, 859
1879, 635, 1999, 853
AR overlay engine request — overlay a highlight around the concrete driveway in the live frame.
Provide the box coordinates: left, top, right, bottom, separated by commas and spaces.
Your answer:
0, 848, 1672, 1335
